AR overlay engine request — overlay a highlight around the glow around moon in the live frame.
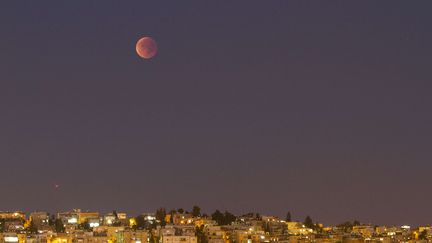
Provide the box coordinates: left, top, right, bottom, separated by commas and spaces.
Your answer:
136, 37, 158, 59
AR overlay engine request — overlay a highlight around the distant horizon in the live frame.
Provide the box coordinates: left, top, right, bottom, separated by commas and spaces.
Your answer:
0, 207, 429, 227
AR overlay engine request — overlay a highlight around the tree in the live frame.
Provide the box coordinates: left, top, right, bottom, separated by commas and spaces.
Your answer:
149, 230, 159, 243
177, 208, 184, 214
112, 210, 121, 226
196, 225, 208, 243
0, 219, 5, 232
156, 208, 167, 226
192, 206, 201, 217
223, 211, 236, 225
54, 219, 65, 233
264, 221, 270, 233
26, 219, 38, 234
48, 215, 55, 226
419, 230, 428, 240
134, 215, 146, 230
211, 210, 224, 225
304, 216, 314, 229
169, 210, 176, 224
211, 210, 236, 226
336, 221, 352, 232
242, 213, 254, 218
286, 212, 292, 222
336, 220, 361, 233
78, 221, 90, 231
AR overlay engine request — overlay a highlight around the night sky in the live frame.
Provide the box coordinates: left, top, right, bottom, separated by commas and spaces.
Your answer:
1, 1, 432, 226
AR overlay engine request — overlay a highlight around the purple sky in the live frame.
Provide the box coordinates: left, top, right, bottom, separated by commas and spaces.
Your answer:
0, 1, 431, 226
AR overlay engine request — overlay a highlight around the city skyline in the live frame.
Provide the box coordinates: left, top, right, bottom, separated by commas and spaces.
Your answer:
0, 207, 430, 242
1, 1, 432, 227
0, 207, 428, 228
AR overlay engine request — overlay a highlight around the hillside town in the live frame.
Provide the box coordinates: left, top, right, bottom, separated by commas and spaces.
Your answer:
0, 208, 430, 243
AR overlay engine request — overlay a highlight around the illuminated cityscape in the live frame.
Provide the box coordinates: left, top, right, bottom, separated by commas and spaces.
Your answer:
0, 208, 430, 243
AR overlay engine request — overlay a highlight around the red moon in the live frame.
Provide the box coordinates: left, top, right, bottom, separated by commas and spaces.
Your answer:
136, 37, 158, 59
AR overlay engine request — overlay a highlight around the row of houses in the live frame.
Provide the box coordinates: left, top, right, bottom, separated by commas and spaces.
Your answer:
0, 210, 431, 243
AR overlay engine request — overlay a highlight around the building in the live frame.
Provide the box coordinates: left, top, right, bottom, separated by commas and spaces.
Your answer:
30, 211, 50, 230
162, 235, 197, 243
172, 214, 194, 225
77, 212, 99, 225
0, 212, 25, 233
206, 226, 228, 243
0, 233, 26, 243
286, 222, 313, 235
351, 225, 374, 238
58, 210, 79, 226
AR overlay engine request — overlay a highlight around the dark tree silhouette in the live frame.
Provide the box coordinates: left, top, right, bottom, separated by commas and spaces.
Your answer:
192, 206, 201, 217
0, 219, 5, 232
286, 212, 292, 222
27, 219, 38, 234
48, 215, 55, 226
336, 220, 361, 232
211, 210, 224, 225
304, 216, 314, 229
224, 211, 236, 225
134, 215, 146, 230
196, 225, 208, 243
79, 221, 90, 231
149, 230, 157, 243
112, 210, 121, 226
211, 210, 236, 225
419, 230, 428, 240
156, 208, 167, 226
169, 210, 176, 224
55, 219, 65, 233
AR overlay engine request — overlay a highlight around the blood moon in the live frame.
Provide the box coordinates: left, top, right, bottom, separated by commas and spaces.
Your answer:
136, 37, 158, 59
